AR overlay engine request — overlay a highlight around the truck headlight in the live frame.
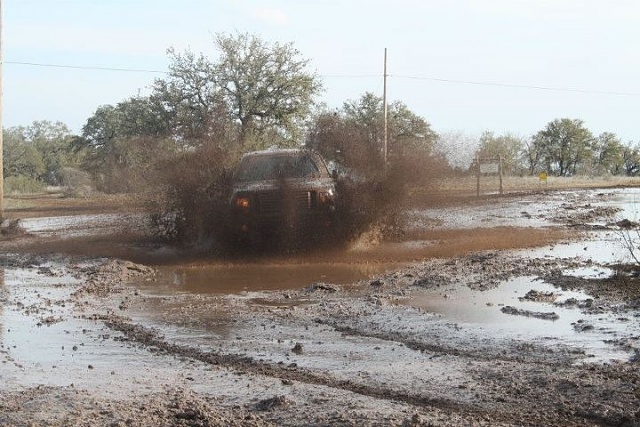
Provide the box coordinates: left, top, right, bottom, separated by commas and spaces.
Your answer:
235, 196, 251, 209
318, 190, 334, 205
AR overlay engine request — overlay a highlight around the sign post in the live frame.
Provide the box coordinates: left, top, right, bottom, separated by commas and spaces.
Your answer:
476, 157, 503, 196
539, 172, 548, 185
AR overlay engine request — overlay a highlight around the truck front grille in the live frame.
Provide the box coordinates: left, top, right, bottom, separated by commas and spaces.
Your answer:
257, 191, 316, 215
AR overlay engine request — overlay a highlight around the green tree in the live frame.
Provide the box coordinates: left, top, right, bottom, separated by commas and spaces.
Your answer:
80, 33, 322, 192
342, 92, 383, 149
3, 127, 45, 180
622, 142, 640, 176
307, 93, 437, 178
213, 32, 323, 148
81, 96, 170, 151
388, 100, 437, 159
3, 121, 78, 186
523, 136, 543, 176
28, 121, 79, 184
149, 32, 323, 150
475, 131, 525, 175
79, 97, 176, 191
151, 48, 229, 147
592, 132, 624, 175
532, 118, 594, 176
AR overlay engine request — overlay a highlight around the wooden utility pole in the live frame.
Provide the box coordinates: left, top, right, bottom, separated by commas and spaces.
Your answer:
0, 0, 4, 217
475, 157, 480, 197
382, 48, 388, 174
499, 156, 503, 195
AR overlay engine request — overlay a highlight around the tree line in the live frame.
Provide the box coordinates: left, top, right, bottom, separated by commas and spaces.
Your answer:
476, 119, 640, 177
3, 32, 640, 195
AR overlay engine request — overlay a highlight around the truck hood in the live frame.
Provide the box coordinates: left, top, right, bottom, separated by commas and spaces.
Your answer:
231, 178, 335, 194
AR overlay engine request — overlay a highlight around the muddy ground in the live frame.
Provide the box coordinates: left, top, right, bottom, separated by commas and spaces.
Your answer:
1, 187, 640, 426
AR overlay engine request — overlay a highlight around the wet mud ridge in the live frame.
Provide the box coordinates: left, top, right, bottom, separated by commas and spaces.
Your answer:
104, 316, 474, 416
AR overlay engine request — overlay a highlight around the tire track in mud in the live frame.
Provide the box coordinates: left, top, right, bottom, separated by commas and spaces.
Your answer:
103, 316, 524, 424
320, 322, 640, 427
323, 321, 472, 359
104, 316, 458, 409
319, 321, 577, 366
102, 316, 598, 427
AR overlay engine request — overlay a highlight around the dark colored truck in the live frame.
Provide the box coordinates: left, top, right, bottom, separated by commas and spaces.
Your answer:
228, 149, 337, 244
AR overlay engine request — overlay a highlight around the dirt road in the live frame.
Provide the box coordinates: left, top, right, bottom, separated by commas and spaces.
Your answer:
1, 188, 639, 426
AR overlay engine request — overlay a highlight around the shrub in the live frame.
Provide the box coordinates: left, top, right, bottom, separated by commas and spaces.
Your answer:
4, 176, 46, 195
59, 167, 94, 197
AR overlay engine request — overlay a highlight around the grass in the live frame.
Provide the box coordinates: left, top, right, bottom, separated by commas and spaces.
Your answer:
411, 175, 640, 203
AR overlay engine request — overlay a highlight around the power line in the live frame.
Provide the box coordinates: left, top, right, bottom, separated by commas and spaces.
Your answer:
6, 60, 640, 97
6, 60, 167, 74
390, 74, 640, 97
6, 61, 379, 79
320, 73, 379, 78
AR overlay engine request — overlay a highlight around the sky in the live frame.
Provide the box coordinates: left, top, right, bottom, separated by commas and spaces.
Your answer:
3, 0, 640, 145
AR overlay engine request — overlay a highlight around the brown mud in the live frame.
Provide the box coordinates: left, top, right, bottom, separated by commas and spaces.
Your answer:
1, 187, 640, 426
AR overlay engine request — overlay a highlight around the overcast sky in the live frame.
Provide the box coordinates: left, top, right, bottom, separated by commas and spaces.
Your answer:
4, 0, 640, 143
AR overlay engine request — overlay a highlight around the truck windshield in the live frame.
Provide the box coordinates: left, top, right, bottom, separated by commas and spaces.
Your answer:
236, 153, 322, 181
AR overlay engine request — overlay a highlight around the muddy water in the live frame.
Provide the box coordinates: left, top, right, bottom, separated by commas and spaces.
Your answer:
0, 266, 211, 394
14, 188, 640, 363
131, 188, 640, 364
99, 187, 640, 296
19, 213, 146, 237
401, 275, 639, 362
146, 261, 397, 294
399, 187, 640, 363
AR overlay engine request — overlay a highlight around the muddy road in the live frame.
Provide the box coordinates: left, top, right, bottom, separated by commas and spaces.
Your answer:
1, 188, 640, 426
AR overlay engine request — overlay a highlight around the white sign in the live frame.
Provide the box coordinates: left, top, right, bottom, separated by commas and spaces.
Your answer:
479, 163, 499, 174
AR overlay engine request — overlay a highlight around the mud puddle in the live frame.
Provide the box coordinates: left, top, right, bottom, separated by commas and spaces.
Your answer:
402, 275, 640, 362
408, 187, 640, 230
519, 237, 629, 264
0, 265, 217, 395
135, 227, 562, 296
142, 260, 400, 295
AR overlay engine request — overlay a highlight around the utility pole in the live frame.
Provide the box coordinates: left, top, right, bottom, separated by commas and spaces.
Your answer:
0, 0, 4, 217
382, 47, 388, 174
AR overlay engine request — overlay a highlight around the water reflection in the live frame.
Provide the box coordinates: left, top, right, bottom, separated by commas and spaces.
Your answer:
403, 276, 639, 362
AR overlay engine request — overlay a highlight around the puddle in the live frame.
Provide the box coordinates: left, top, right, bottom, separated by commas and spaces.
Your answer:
402, 276, 640, 362
518, 234, 632, 264
11, 187, 640, 367
408, 187, 640, 231
563, 266, 615, 279
598, 188, 640, 221
0, 266, 203, 393
141, 261, 400, 295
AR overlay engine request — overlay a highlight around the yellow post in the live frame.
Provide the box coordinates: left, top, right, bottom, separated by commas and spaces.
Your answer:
539, 172, 548, 186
